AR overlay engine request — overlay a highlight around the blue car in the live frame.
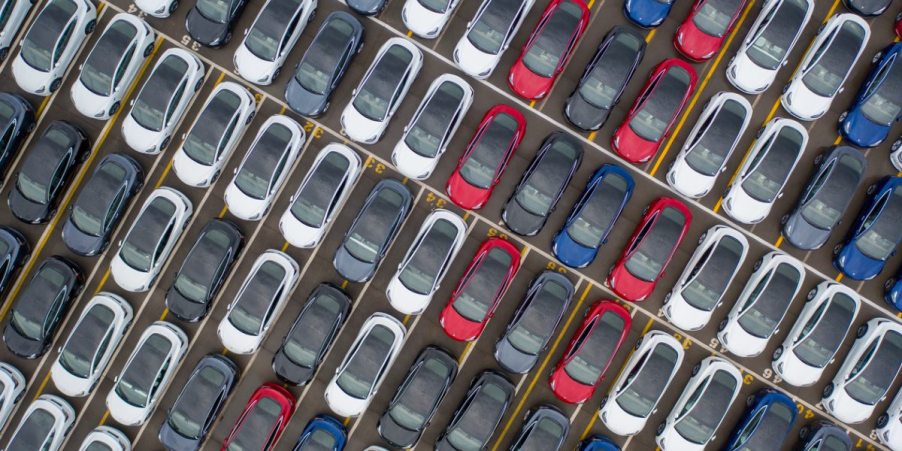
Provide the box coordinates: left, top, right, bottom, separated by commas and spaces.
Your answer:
292, 415, 347, 451
623, 0, 675, 27
552, 164, 633, 268
579, 435, 621, 451
724, 389, 796, 451
834, 176, 902, 281
797, 421, 852, 451
886, 267, 902, 311
839, 43, 902, 148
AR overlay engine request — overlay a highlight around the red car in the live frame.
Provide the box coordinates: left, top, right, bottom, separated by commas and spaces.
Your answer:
221, 383, 295, 451
605, 197, 691, 302
507, 0, 590, 100
674, 0, 747, 61
440, 238, 521, 341
548, 300, 631, 404
611, 59, 697, 164
446, 105, 526, 210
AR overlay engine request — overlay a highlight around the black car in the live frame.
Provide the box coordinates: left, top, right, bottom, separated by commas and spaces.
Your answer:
502, 132, 583, 236
3, 256, 82, 359
378, 346, 458, 448
0, 93, 34, 182
62, 153, 144, 256
166, 219, 243, 322
509, 405, 569, 451
185, 0, 247, 47
285, 11, 363, 117
334, 178, 412, 282
0, 226, 28, 295
436, 370, 513, 450
565, 26, 645, 131
842, 0, 890, 15
159, 353, 239, 450
495, 271, 573, 374
273, 283, 351, 385
9, 120, 88, 224
783, 146, 866, 250
798, 421, 852, 451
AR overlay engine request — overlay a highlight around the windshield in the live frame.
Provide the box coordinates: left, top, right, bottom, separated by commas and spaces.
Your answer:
21, 0, 77, 71
196, 0, 231, 23
802, 21, 866, 97
564, 311, 625, 385
629, 66, 691, 141
737, 262, 801, 338
183, 90, 242, 166
681, 236, 744, 311
244, 0, 303, 61
295, 17, 354, 95
132, 55, 188, 131
467, 0, 522, 54
801, 155, 863, 230
17, 126, 72, 204
7, 409, 55, 451
459, 113, 519, 189
522, 1, 582, 78
578, 32, 643, 109
59, 304, 114, 378
336, 324, 395, 399
168, 366, 226, 439
404, 82, 464, 158
353, 45, 413, 122
228, 261, 285, 335
283, 292, 343, 367
71, 160, 127, 237
446, 382, 508, 451
793, 293, 856, 368
453, 248, 513, 322
235, 123, 292, 200
389, 358, 450, 430
566, 172, 628, 248
515, 138, 580, 216
115, 334, 172, 407
12, 265, 67, 340
625, 207, 686, 282
507, 281, 569, 355
741, 126, 803, 203
846, 331, 902, 405
746, 0, 808, 69
856, 187, 902, 260
344, 186, 405, 263
226, 397, 282, 451
80, 20, 137, 96
615, 344, 679, 417
692, 0, 741, 37
674, 370, 737, 444
398, 218, 459, 295
290, 151, 350, 228
120, 196, 176, 272
418, 0, 451, 12
684, 100, 747, 176
860, 58, 902, 126
174, 227, 233, 303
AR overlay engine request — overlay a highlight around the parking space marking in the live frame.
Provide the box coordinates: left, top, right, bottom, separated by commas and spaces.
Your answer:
774, 234, 784, 248
587, 131, 597, 141
644, 28, 656, 43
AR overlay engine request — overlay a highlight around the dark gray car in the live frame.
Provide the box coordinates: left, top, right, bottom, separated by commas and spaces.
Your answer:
565, 27, 645, 131
285, 11, 363, 117
782, 146, 866, 250
502, 132, 582, 236
166, 219, 243, 322
0, 226, 28, 295
509, 405, 569, 451
842, 0, 890, 15
62, 153, 144, 256
436, 370, 514, 451
0, 93, 34, 181
334, 178, 412, 282
495, 271, 573, 373
378, 346, 458, 448
185, 0, 248, 47
273, 283, 350, 385
348, 0, 383, 16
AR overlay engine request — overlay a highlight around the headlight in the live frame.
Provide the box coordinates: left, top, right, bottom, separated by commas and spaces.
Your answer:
776, 361, 784, 372
478, 67, 491, 77
702, 50, 716, 59
783, 93, 792, 106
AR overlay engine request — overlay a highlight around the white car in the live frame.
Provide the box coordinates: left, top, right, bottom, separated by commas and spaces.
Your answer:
135, 0, 179, 18
106, 321, 188, 426
0, 0, 35, 62
771, 281, 859, 387
876, 388, 902, 450
663, 225, 748, 331
453, 0, 535, 79
6, 395, 74, 451
11, 0, 96, 95
234, 0, 316, 85
722, 118, 807, 224
655, 357, 741, 451
71, 14, 156, 119
781, 13, 870, 121
391, 74, 473, 180
717, 251, 804, 358
172, 81, 257, 187
402, 0, 460, 38
218, 250, 299, 354
325, 312, 406, 417
111, 187, 193, 292
279, 143, 361, 248
387, 209, 467, 315
51, 293, 134, 397
121, 48, 206, 154
341, 37, 423, 144
822, 318, 902, 425
666, 92, 751, 198
224, 115, 305, 221
599, 331, 684, 436
0, 362, 25, 432
77, 426, 131, 451
725, 0, 813, 94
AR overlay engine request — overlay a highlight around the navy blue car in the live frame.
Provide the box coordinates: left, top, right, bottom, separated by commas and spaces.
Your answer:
292, 414, 347, 451
623, 0, 674, 27
797, 421, 852, 451
552, 164, 633, 268
578, 435, 620, 451
834, 176, 902, 280
839, 42, 902, 148
724, 389, 796, 451
886, 267, 902, 311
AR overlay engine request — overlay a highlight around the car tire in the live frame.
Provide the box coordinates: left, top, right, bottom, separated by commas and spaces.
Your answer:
49, 78, 62, 92
85, 19, 96, 34
599, 396, 608, 408
799, 425, 810, 440
718, 318, 728, 331
873, 51, 883, 64
877, 413, 889, 428
867, 183, 878, 195
194, 78, 202, 92
144, 43, 154, 57
168, 0, 179, 13
813, 152, 825, 166
109, 101, 120, 116
780, 214, 789, 225
0, 47, 8, 62
273, 67, 281, 80
806, 288, 816, 301
697, 231, 707, 244
663, 291, 671, 304
856, 323, 868, 338
781, 84, 789, 94
892, 138, 901, 152
834, 243, 843, 255
245, 110, 255, 124
746, 394, 755, 406
634, 337, 643, 350
885, 277, 896, 291
224, 31, 232, 44
753, 258, 762, 271
160, 136, 171, 150
656, 423, 665, 435
772, 345, 783, 361
837, 111, 847, 126
822, 383, 834, 398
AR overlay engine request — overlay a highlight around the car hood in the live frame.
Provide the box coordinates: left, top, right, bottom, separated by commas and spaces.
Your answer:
122, 114, 164, 154
826, 386, 872, 424
723, 186, 771, 224
334, 245, 376, 283
50, 361, 93, 397
186, 8, 229, 46
392, 142, 439, 180
348, 0, 383, 14
657, 424, 705, 451
608, 262, 654, 302
494, 336, 538, 374
71, 81, 112, 118
728, 52, 776, 94
234, 45, 275, 83
341, 103, 385, 144
502, 196, 546, 236
552, 229, 597, 269
403, 1, 446, 37
3, 325, 43, 358
783, 211, 831, 250
158, 420, 202, 451
165, 287, 209, 323
217, 317, 262, 355
440, 304, 483, 341
549, 368, 594, 404
172, 150, 216, 188
664, 292, 711, 331
565, 92, 610, 131
667, 157, 716, 198
675, 21, 720, 61
386, 276, 433, 315
11, 58, 50, 94
600, 396, 647, 436
774, 348, 822, 387
279, 212, 323, 249
111, 253, 153, 292
613, 122, 657, 163
106, 390, 149, 426
378, 411, 422, 448
835, 243, 885, 281
624, 0, 671, 27
285, 78, 329, 117
325, 381, 368, 417
719, 319, 767, 357
224, 184, 267, 221
61, 218, 106, 257
454, 37, 499, 79
446, 172, 491, 210
783, 83, 832, 121
842, 107, 889, 148
9, 185, 51, 223
273, 350, 315, 386
508, 59, 553, 100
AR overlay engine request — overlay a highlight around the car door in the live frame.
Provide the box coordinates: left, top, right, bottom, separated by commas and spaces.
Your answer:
52, 18, 76, 72
278, 6, 304, 61
152, 218, 176, 271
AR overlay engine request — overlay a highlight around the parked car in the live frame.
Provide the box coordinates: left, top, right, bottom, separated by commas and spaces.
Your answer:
502, 132, 582, 236
221, 383, 295, 451
675, 0, 747, 61
234, 0, 316, 85
71, 13, 155, 119
876, 389, 902, 450
136, 0, 179, 18
9, 120, 88, 224
623, 0, 675, 27
599, 331, 684, 435
666, 92, 752, 198
717, 251, 804, 358
0, 93, 34, 181
440, 237, 521, 341
292, 415, 347, 451
723, 389, 796, 451
224, 115, 305, 221
435, 370, 514, 450
159, 354, 239, 450
4, 256, 82, 359
446, 104, 525, 210
402, 0, 460, 38
185, 0, 248, 46
781, 13, 870, 121
549, 300, 631, 404
839, 42, 902, 148
77, 426, 130, 451
111, 187, 193, 292
798, 421, 852, 451
495, 271, 573, 373
842, 0, 891, 15
578, 435, 621, 451
552, 164, 633, 268
0, 0, 33, 62
453, 0, 536, 79
886, 267, 902, 311
833, 176, 902, 281
509, 405, 569, 451
279, 143, 362, 248
0, 227, 28, 295
11, 0, 96, 95
893, 137, 902, 171
6, 395, 74, 451
611, 58, 698, 163
106, 321, 188, 426
172, 81, 257, 188
348, 0, 384, 15
51, 293, 133, 397
605, 197, 692, 302
0, 363, 25, 432
324, 313, 406, 417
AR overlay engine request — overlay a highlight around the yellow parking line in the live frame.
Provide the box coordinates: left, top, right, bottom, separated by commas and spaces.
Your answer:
94, 268, 111, 295
528, 100, 536, 108
402, 177, 409, 184
713, 196, 725, 213
159, 308, 168, 321
343, 417, 352, 426
32, 372, 52, 401
835, 273, 844, 282
833, 135, 842, 145
457, 341, 475, 365
402, 314, 411, 325
279, 105, 286, 115
579, 413, 598, 440
640, 316, 654, 335
463, 212, 470, 221
587, 131, 597, 142
340, 280, 349, 289
587, 0, 595, 7
221, 347, 229, 355
213, 71, 226, 86
774, 235, 784, 248
280, 241, 290, 252
644, 28, 657, 43
406, 30, 413, 37
154, 159, 174, 189
98, 410, 110, 425
35, 96, 51, 117
217, 205, 229, 218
